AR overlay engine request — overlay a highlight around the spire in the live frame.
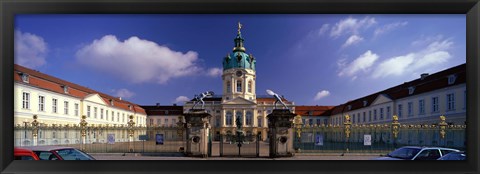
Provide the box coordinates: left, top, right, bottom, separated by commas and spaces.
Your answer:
233, 21, 246, 52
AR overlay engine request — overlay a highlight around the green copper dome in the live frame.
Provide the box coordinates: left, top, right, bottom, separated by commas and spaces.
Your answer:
223, 24, 256, 71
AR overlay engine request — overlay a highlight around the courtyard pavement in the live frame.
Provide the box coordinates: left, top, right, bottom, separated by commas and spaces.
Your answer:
90, 153, 382, 160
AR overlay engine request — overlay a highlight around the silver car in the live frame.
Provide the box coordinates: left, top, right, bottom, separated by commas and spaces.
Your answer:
374, 146, 460, 160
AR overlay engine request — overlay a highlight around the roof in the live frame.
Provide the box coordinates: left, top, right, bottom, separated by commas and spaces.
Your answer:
330, 63, 466, 115
295, 105, 334, 116
14, 64, 146, 115
141, 105, 184, 116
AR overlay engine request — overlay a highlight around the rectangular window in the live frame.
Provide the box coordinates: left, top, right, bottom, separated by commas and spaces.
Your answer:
246, 115, 252, 125
22, 92, 30, 109
87, 106, 91, 117
216, 117, 220, 127
38, 96, 45, 111
64, 101, 69, 115
324, 119, 328, 125
408, 102, 413, 116
317, 119, 321, 125
309, 119, 313, 125
164, 119, 168, 126
94, 107, 97, 118
447, 93, 455, 111
122, 114, 125, 122
236, 80, 242, 92
374, 109, 377, 120
74, 103, 79, 116
432, 97, 439, 112
150, 119, 153, 126
380, 108, 384, 120
100, 108, 104, 119
419, 99, 425, 115
398, 104, 403, 117
386, 106, 391, 119
106, 110, 109, 120
117, 112, 120, 122
357, 113, 360, 123
172, 119, 176, 126
352, 114, 356, 123
52, 98, 58, 113
363, 112, 366, 122
257, 117, 262, 127
157, 119, 161, 125
369, 111, 372, 122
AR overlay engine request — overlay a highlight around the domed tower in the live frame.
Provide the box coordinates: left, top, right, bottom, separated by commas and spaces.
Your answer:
222, 22, 257, 102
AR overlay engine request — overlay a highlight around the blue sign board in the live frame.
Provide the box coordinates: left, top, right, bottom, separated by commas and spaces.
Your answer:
156, 134, 164, 145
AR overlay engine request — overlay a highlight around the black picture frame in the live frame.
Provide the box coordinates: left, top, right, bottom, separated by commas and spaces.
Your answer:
1, 0, 479, 174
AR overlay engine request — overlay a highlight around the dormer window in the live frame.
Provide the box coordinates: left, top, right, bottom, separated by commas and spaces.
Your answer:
20, 73, 29, 83
448, 74, 457, 85
109, 99, 114, 106
308, 111, 313, 116
128, 105, 132, 110
347, 105, 352, 110
363, 100, 368, 107
408, 87, 415, 95
62, 85, 69, 94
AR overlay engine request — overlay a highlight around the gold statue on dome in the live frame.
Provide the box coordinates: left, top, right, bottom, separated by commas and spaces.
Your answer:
238, 22, 242, 34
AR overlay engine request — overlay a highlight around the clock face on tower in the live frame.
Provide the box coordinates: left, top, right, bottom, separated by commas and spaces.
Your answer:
236, 70, 243, 77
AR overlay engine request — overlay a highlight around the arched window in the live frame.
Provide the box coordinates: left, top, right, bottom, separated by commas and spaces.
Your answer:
237, 80, 242, 92
248, 81, 252, 93
246, 111, 253, 125
226, 81, 231, 93
226, 111, 233, 125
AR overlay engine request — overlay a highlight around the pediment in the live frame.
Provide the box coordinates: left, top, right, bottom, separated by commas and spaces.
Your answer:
371, 94, 392, 106
222, 97, 257, 105
83, 93, 107, 105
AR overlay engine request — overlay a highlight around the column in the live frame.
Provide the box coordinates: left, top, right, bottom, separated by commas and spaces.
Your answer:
232, 109, 236, 127
222, 110, 226, 127
243, 109, 246, 127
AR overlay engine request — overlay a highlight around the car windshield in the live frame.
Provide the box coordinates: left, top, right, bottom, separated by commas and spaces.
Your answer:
55, 149, 94, 160
387, 147, 421, 160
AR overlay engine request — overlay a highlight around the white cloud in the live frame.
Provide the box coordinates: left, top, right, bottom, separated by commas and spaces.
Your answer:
372, 53, 415, 78
76, 35, 201, 84
174, 96, 190, 104
374, 21, 408, 37
207, 67, 223, 77
14, 30, 48, 68
372, 38, 453, 79
342, 35, 364, 48
111, 88, 135, 99
330, 16, 376, 38
338, 50, 379, 78
314, 90, 330, 101
318, 24, 330, 36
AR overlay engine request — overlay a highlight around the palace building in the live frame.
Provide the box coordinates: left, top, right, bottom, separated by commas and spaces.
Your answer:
14, 64, 148, 127
14, 23, 466, 146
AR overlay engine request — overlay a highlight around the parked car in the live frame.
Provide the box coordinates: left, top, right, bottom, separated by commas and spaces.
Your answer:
14, 147, 40, 160
373, 146, 460, 160
438, 151, 466, 160
22, 146, 96, 160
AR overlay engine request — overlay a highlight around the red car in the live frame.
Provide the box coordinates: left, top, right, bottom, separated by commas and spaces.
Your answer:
14, 147, 40, 160
20, 146, 96, 160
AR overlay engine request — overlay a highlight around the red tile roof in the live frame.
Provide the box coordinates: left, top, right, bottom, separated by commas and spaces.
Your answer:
329, 63, 466, 115
14, 64, 146, 115
295, 105, 334, 116
141, 105, 183, 116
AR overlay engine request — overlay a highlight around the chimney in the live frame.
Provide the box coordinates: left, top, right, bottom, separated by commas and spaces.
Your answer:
173, 103, 177, 106
156, 103, 160, 107
420, 73, 429, 80
118, 97, 122, 100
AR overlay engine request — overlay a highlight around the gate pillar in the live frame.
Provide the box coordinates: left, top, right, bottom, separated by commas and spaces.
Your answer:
267, 109, 295, 158
183, 109, 211, 157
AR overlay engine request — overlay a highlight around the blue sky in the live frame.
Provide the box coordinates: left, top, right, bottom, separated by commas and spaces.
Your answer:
14, 14, 466, 106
